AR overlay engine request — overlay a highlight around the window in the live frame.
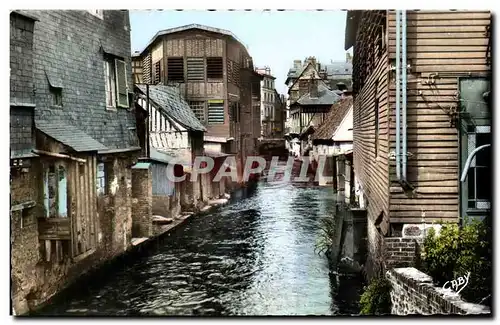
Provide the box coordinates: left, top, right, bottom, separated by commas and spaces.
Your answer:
206, 57, 223, 79
188, 101, 206, 123
167, 57, 184, 82
43, 163, 67, 218
459, 77, 491, 220
187, 57, 205, 81
466, 125, 491, 210
230, 101, 240, 123
104, 57, 129, 108
152, 59, 163, 85
207, 100, 224, 124
51, 87, 62, 107
96, 162, 106, 196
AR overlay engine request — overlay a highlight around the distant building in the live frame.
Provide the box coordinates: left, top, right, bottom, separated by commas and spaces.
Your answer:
255, 67, 284, 138
284, 56, 352, 155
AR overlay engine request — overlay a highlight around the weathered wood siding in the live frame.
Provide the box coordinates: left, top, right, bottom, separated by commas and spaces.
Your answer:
386, 10, 491, 223
352, 52, 390, 234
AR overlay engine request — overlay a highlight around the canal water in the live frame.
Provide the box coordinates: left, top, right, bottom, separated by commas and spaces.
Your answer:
36, 181, 364, 316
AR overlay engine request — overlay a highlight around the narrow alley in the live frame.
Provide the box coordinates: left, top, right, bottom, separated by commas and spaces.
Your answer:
34, 180, 363, 316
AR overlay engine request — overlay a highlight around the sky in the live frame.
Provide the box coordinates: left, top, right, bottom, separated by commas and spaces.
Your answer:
129, 10, 351, 95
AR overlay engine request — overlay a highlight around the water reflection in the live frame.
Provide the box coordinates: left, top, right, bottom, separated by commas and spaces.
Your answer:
36, 181, 362, 316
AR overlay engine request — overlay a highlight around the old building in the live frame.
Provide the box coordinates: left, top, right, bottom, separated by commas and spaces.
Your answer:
288, 77, 341, 156
284, 56, 353, 134
133, 84, 206, 234
309, 96, 353, 186
10, 10, 140, 314
134, 24, 262, 180
255, 66, 277, 138
132, 51, 143, 84
273, 90, 286, 138
311, 96, 354, 160
344, 10, 492, 276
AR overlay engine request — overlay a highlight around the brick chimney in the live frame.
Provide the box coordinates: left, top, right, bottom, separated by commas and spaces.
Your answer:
309, 79, 319, 98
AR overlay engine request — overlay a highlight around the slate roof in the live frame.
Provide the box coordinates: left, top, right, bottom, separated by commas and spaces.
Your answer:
312, 97, 353, 140
36, 120, 108, 152
136, 84, 206, 132
295, 83, 341, 106
286, 60, 353, 84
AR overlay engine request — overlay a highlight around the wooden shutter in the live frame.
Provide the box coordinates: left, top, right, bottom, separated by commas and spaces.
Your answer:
115, 58, 129, 108
208, 100, 224, 124
187, 58, 205, 81
206, 57, 223, 79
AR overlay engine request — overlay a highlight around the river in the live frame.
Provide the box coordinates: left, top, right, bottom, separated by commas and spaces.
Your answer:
35, 181, 364, 316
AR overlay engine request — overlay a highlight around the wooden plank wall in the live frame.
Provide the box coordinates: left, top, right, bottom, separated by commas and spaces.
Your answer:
70, 155, 98, 257
386, 10, 491, 224
352, 51, 390, 234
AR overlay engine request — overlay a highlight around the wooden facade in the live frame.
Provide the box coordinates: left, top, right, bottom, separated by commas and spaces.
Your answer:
136, 26, 261, 152
35, 134, 99, 262
347, 10, 491, 235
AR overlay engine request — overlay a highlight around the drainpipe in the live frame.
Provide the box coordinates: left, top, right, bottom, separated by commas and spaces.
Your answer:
402, 10, 408, 181
460, 144, 491, 182
395, 10, 401, 181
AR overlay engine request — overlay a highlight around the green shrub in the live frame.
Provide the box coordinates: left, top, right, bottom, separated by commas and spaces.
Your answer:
359, 276, 392, 315
422, 219, 491, 305
314, 215, 336, 256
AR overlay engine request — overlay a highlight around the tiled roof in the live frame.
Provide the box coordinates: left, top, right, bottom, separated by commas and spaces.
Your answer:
136, 84, 206, 132
295, 83, 341, 106
312, 97, 353, 140
36, 120, 108, 152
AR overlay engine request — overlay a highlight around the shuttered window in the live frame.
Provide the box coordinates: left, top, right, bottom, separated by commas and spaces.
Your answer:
167, 57, 184, 82
187, 57, 205, 81
208, 100, 224, 124
188, 101, 206, 123
152, 59, 163, 85
206, 57, 223, 79
229, 101, 240, 123
114, 58, 129, 108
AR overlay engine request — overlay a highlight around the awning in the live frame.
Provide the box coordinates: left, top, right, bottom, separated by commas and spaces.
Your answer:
36, 120, 108, 152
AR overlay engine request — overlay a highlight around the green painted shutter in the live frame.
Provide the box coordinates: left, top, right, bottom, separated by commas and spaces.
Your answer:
115, 59, 129, 108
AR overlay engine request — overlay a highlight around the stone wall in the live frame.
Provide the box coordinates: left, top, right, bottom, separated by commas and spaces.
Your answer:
11, 155, 136, 315
387, 267, 490, 315
131, 168, 152, 238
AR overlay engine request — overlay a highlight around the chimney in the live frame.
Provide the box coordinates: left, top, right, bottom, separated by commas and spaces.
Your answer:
307, 56, 317, 69
346, 52, 352, 63
309, 79, 319, 98
293, 60, 302, 69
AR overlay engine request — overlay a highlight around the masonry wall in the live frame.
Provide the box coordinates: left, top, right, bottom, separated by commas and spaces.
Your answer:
387, 267, 490, 315
10, 162, 43, 315
11, 155, 135, 315
131, 168, 152, 237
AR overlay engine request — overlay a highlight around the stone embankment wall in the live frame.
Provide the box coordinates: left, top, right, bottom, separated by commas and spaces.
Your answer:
387, 267, 490, 315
